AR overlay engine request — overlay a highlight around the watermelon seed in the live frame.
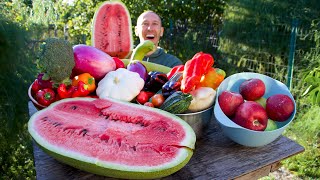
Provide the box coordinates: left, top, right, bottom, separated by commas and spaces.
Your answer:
40, 116, 48, 121
53, 122, 62, 127
71, 105, 77, 110
79, 129, 88, 136
116, 138, 122, 147
137, 122, 145, 127
170, 130, 179, 136
131, 146, 137, 151
104, 115, 110, 119
110, 118, 119, 122
156, 127, 166, 132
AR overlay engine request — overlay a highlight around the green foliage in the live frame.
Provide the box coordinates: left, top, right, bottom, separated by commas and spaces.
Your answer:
0, 15, 36, 179
53, 0, 227, 62
283, 106, 320, 178
302, 68, 320, 105
0, 0, 58, 178
1, 0, 57, 40
55, 0, 99, 44
122, 0, 227, 61
298, 20, 320, 106
219, 0, 320, 81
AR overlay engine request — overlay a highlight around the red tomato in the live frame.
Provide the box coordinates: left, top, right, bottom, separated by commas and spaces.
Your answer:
136, 91, 150, 104
145, 91, 155, 98
151, 94, 165, 108
144, 102, 154, 107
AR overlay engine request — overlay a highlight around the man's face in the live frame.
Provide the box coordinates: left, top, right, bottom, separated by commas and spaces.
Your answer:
135, 12, 164, 46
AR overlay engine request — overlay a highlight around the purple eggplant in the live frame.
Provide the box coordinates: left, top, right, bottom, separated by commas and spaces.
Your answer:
127, 60, 148, 81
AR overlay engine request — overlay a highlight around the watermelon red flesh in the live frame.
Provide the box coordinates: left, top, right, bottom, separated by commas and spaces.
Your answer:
32, 98, 193, 167
92, 1, 133, 59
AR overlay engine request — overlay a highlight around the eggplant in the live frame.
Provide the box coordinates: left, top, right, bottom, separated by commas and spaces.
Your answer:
127, 60, 148, 81
144, 71, 169, 93
162, 72, 183, 98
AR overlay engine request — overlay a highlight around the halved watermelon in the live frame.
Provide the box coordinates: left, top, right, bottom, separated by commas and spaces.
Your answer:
28, 97, 196, 179
92, 1, 133, 59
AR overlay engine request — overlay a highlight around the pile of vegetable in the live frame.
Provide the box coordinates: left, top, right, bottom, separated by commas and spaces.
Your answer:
30, 38, 225, 115
134, 51, 226, 114
30, 38, 116, 106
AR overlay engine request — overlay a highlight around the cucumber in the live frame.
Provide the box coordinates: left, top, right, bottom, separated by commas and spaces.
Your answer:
121, 59, 171, 74
160, 91, 193, 114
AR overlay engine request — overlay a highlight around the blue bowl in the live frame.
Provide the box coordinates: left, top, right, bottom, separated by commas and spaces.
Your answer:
214, 72, 296, 147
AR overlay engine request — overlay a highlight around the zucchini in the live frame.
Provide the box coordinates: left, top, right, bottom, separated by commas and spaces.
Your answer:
160, 91, 193, 114
121, 59, 171, 74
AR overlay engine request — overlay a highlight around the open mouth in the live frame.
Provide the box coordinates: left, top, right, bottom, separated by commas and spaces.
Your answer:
146, 34, 155, 40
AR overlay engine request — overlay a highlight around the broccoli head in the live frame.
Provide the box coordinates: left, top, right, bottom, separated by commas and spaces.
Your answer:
37, 38, 75, 83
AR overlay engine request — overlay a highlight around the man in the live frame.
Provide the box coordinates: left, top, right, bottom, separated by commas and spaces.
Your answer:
135, 11, 182, 68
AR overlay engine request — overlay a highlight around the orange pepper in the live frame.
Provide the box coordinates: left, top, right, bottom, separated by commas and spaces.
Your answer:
199, 67, 226, 90
72, 73, 96, 93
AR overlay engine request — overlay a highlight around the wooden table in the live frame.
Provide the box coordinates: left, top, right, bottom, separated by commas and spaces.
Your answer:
28, 101, 304, 180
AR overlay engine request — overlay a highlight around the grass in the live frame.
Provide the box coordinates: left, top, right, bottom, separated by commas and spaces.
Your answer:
283, 106, 320, 178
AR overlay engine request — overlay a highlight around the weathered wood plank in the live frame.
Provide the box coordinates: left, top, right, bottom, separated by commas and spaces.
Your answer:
28, 101, 304, 180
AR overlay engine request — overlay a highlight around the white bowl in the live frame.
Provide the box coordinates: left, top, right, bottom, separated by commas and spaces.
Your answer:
214, 72, 296, 147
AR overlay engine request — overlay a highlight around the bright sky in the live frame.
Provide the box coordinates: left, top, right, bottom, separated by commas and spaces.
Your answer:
62, 0, 75, 5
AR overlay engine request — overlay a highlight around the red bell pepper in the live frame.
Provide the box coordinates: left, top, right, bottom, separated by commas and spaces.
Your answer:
167, 65, 184, 79
112, 57, 125, 69
181, 52, 214, 93
72, 81, 90, 97
31, 79, 41, 95
57, 81, 89, 99
35, 88, 56, 106
191, 52, 214, 73
57, 83, 76, 99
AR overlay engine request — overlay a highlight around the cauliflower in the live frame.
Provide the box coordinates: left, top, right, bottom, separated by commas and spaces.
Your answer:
37, 38, 75, 83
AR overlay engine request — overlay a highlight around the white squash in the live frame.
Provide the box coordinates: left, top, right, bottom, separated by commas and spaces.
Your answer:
188, 87, 216, 112
96, 68, 145, 101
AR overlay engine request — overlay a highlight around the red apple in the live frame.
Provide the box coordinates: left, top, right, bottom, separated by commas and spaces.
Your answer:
218, 90, 244, 117
239, 78, 266, 101
233, 101, 268, 131
266, 94, 294, 122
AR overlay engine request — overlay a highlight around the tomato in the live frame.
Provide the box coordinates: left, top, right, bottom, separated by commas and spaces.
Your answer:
151, 94, 165, 108
136, 91, 150, 104
144, 102, 154, 107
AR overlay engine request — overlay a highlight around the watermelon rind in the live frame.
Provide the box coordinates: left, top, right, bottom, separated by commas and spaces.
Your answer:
28, 98, 196, 179
92, 1, 133, 59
